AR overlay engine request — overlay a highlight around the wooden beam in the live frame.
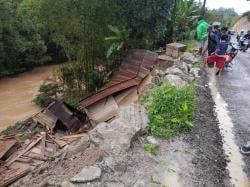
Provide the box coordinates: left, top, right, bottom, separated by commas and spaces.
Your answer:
6, 136, 42, 167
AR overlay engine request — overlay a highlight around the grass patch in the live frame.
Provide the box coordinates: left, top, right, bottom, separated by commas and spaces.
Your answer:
143, 82, 196, 139
192, 61, 203, 68
144, 143, 158, 155
184, 40, 197, 53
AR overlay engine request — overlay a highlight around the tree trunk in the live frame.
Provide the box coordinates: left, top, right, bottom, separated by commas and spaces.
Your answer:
202, 0, 207, 16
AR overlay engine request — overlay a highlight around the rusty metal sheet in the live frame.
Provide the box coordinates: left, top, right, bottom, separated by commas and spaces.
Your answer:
80, 78, 142, 108
46, 100, 82, 132
80, 49, 158, 108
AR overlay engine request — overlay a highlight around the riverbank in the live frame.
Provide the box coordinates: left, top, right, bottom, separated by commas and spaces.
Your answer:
7, 52, 231, 187
0, 64, 60, 132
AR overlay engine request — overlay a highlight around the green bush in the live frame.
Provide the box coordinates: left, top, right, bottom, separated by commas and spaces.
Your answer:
63, 95, 80, 109
33, 83, 59, 107
144, 144, 158, 156
143, 82, 196, 139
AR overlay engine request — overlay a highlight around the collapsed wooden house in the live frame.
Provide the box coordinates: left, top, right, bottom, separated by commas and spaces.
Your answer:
79, 49, 158, 125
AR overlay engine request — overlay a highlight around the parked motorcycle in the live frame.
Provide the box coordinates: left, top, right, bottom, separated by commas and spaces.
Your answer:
224, 43, 239, 70
242, 39, 249, 52
238, 35, 245, 48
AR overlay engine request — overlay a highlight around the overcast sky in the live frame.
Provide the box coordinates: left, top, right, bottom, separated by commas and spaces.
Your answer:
197, 0, 250, 14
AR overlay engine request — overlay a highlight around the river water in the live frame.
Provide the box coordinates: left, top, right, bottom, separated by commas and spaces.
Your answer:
0, 65, 60, 132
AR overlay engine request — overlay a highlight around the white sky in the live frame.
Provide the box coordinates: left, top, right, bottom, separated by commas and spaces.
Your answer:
198, 0, 250, 14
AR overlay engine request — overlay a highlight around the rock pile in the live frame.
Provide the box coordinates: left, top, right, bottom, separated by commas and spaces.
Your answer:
152, 52, 201, 89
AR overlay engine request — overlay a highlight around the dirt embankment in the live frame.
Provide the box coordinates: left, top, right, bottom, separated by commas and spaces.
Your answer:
9, 56, 231, 187
233, 16, 250, 33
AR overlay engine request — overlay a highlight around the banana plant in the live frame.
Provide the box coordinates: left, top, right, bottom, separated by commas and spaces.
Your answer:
105, 25, 129, 58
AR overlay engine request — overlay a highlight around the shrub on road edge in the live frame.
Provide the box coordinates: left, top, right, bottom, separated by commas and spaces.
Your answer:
143, 82, 197, 139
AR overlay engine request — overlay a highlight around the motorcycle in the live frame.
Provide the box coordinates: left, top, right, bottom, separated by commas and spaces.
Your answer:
224, 43, 239, 70
238, 35, 245, 48
242, 39, 249, 52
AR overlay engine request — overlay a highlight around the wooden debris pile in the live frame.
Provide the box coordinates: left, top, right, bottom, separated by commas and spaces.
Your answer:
0, 130, 86, 186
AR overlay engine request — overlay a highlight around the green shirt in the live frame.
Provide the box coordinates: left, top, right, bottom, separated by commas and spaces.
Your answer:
196, 20, 209, 41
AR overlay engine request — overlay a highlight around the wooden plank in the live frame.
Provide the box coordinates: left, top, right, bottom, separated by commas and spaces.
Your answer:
54, 139, 68, 148
22, 155, 47, 162
6, 136, 42, 167
16, 157, 32, 163
40, 132, 46, 158
0, 168, 31, 187
57, 134, 86, 140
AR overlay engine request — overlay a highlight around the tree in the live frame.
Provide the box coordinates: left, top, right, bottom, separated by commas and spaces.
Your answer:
202, 0, 207, 16
0, 0, 46, 77
171, 0, 200, 41
206, 8, 239, 26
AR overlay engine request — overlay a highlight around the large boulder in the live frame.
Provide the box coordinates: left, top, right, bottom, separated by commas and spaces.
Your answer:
165, 74, 187, 89
176, 60, 190, 73
88, 104, 149, 170
181, 52, 199, 64
165, 66, 184, 75
190, 68, 200, 78
70, 165, 101, 183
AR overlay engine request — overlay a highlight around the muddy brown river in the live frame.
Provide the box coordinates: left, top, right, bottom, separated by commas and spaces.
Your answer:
0, 65, 60, 132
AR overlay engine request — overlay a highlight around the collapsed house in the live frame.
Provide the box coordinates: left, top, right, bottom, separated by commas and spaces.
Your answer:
0, 49, 159, 186
79, 49, 158, 125
33, 99, 86, 133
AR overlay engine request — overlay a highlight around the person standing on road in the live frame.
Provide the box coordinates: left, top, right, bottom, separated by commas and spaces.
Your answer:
243, 30, 250, 50
206, 35, 229, 76
207, 26, 219, 68
207, 26, 219, 56
214, 25, 221, 40
196, 16, 209, 55
221, 27, 231, 42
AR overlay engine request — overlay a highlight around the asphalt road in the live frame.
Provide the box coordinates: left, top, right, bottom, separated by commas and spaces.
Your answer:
217, 47, 250, 180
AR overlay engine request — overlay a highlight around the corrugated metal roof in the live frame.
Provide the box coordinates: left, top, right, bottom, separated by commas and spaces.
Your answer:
80, 49, 158, 108
46, 100, 82, 132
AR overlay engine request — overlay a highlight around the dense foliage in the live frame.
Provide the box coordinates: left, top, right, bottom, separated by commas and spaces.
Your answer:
171, 0, 200, 41
1, 0, 208, 107
20, 0, 179, 104
0, 0, 46, 77
143, 82, 197, 139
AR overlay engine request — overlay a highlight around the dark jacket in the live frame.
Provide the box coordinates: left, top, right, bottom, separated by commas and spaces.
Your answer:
244, 34, 250, 40
208, 32, 218, 55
